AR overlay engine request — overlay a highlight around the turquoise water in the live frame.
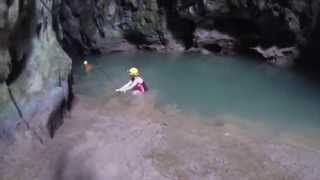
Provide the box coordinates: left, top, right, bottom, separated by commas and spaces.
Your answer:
73, 53, 320, 135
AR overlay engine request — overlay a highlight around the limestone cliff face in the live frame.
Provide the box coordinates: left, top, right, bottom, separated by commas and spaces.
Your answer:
0, 0, 72, 138
57, 0, 180, 57
58, 0, 320, 63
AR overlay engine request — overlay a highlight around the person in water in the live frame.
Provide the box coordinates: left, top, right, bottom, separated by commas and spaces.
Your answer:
83, 60, 93, 73
115, 67, 148, 95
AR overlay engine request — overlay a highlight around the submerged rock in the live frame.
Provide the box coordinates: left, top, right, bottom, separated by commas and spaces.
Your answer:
251, 46, 299, 66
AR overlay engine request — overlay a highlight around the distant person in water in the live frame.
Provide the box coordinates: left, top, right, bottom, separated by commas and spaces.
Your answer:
115, 67, 148, 95
83, 60, 93, 73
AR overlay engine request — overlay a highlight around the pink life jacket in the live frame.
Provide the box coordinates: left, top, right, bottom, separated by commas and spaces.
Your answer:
131, 77, 148, 93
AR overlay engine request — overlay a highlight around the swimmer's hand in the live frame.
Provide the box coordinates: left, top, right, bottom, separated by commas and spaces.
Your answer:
115, 89, 126, 93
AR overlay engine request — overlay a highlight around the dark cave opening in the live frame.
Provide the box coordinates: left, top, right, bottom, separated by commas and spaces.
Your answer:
203, 44, 222, 53
299, 12, 320, 67
212, 16, 260, 36
158, 0, 196, 49
123, 30, 149, 45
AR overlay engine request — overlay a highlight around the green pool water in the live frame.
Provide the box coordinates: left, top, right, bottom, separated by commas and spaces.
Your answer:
73, 53, 320, 137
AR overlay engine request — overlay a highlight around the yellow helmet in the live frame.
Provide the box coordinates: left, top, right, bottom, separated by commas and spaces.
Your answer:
128, 67, 139, 76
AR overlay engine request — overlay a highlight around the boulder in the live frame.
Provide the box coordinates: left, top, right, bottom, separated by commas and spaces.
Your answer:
0, 0, 72, 139
251, 46, 299, 66
194, 28, 236, 54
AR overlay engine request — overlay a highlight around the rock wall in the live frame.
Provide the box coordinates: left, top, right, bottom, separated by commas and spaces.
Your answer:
0, 0, 72, 139
57, 0, 181, 58
58, 0, 320, 63
299, 9, 320, 66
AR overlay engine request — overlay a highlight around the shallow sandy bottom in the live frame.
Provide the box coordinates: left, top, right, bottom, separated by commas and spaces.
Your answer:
1, 94, 320, 180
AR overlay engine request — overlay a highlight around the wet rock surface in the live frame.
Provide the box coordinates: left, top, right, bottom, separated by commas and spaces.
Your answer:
0, 0, 72, 137
194, 28, 236, 54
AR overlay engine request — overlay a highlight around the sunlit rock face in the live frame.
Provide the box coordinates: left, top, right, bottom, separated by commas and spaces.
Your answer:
0, 0, 72, 138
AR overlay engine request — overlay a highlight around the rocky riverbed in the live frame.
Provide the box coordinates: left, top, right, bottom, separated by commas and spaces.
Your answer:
1, 94, 320, 180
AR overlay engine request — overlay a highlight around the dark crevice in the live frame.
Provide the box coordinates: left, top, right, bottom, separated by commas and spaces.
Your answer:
6, 52, 28, 84
208, 15, 296, 49
6, 85, 24, 121
298, 11, 320, 67
56, 1, 87, 60
256, 11, 297, 47
123, 30, 148, 45
36, 23, 42, 38
203, 44, 222, 53
47, 101, 64, 138
211, 16, 260, 36
93, 12, 106, 38
6, 0, 14, 7
47, 73, 74, 138
7, 0, 36, 84
6, 83, 44, 144
158, 0, 196, 49
80, 32, 93, 49
60, 34, 85, 60
66, 74, 74, 111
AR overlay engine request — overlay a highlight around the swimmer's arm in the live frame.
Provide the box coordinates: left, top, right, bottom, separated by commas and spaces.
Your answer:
117, 81, 132, 92
122, 79, 139, 92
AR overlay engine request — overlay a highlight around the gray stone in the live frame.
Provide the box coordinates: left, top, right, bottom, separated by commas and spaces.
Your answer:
194, 28, 236, 54
7, 0, 19, 29
0, 49, 11, 82
0, 1, 7, 28
251, 46, 299, 66
0, 0, 72, 139
0, 84, 20, 136
59, 0, 166, 54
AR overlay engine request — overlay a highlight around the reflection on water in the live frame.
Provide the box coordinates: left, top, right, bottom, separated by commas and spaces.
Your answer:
73, 53, 320, 143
